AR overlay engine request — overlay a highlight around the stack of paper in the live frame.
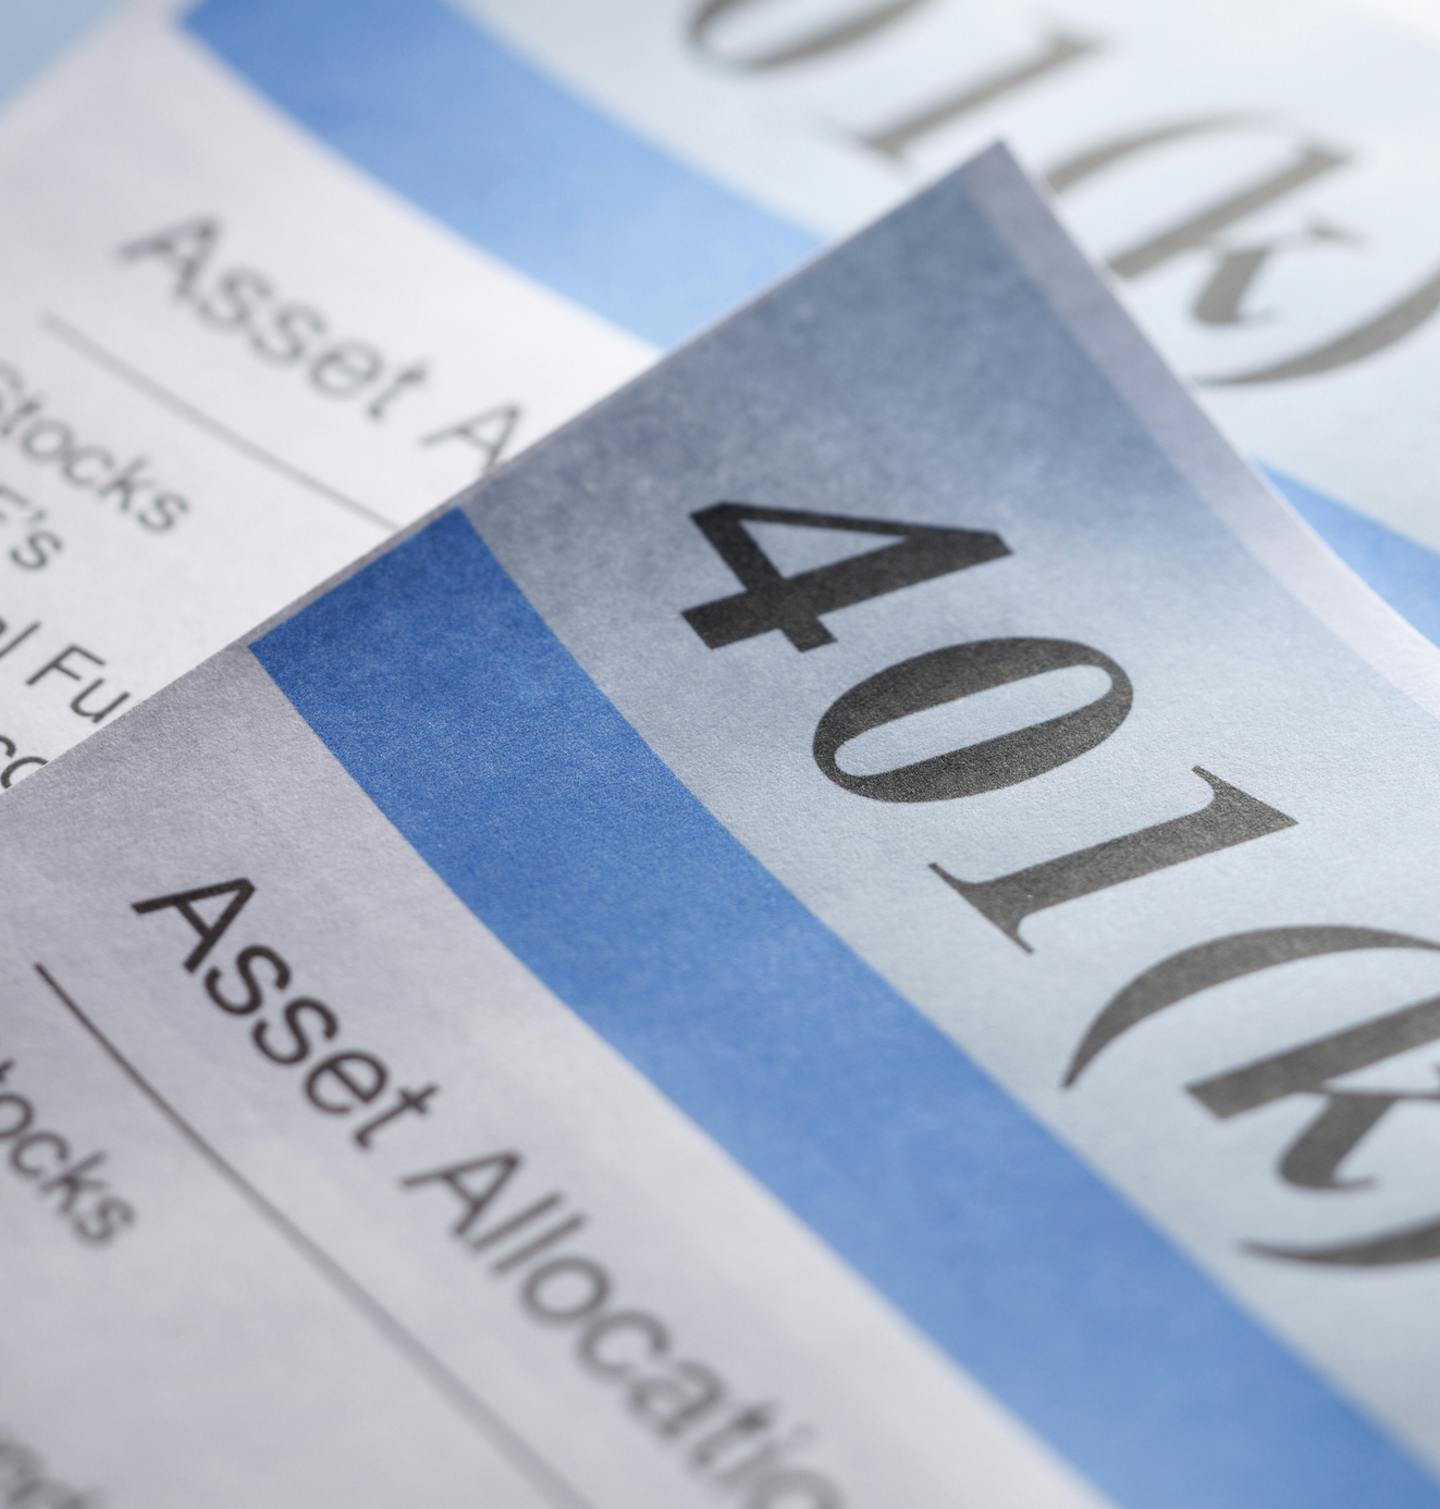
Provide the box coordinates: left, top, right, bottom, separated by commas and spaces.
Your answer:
3, 5, 1440, 1507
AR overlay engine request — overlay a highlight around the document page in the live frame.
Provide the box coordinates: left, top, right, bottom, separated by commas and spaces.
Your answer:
5, 147, 1440, 1509
484, 0, 1440, 543
0, 0, 653, 782
3, 0, 1440, 784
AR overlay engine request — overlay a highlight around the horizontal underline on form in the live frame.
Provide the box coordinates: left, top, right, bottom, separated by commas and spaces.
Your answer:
39, 311, 398, 531
33, 960, 595, 1509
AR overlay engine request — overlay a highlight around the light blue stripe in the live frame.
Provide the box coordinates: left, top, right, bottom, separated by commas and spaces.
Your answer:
0, 0, 116, 102
253, 508, 1440, 1509
1267, 467, 1440, 645
184, 0, 816, 347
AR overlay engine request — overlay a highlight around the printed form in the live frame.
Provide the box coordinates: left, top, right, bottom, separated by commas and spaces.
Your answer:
5, 148, 1440, 1509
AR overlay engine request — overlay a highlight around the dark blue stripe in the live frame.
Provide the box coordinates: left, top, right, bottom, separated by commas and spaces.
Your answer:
183, 0, 815, 347
253, 509, 1439, 1509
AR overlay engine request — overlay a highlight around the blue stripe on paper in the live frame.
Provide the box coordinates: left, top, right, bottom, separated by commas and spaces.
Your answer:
0, 0, 116, 102
1267, 467, 1440, 646
254, 508, 1440, 1509
183, 0, 815, 347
